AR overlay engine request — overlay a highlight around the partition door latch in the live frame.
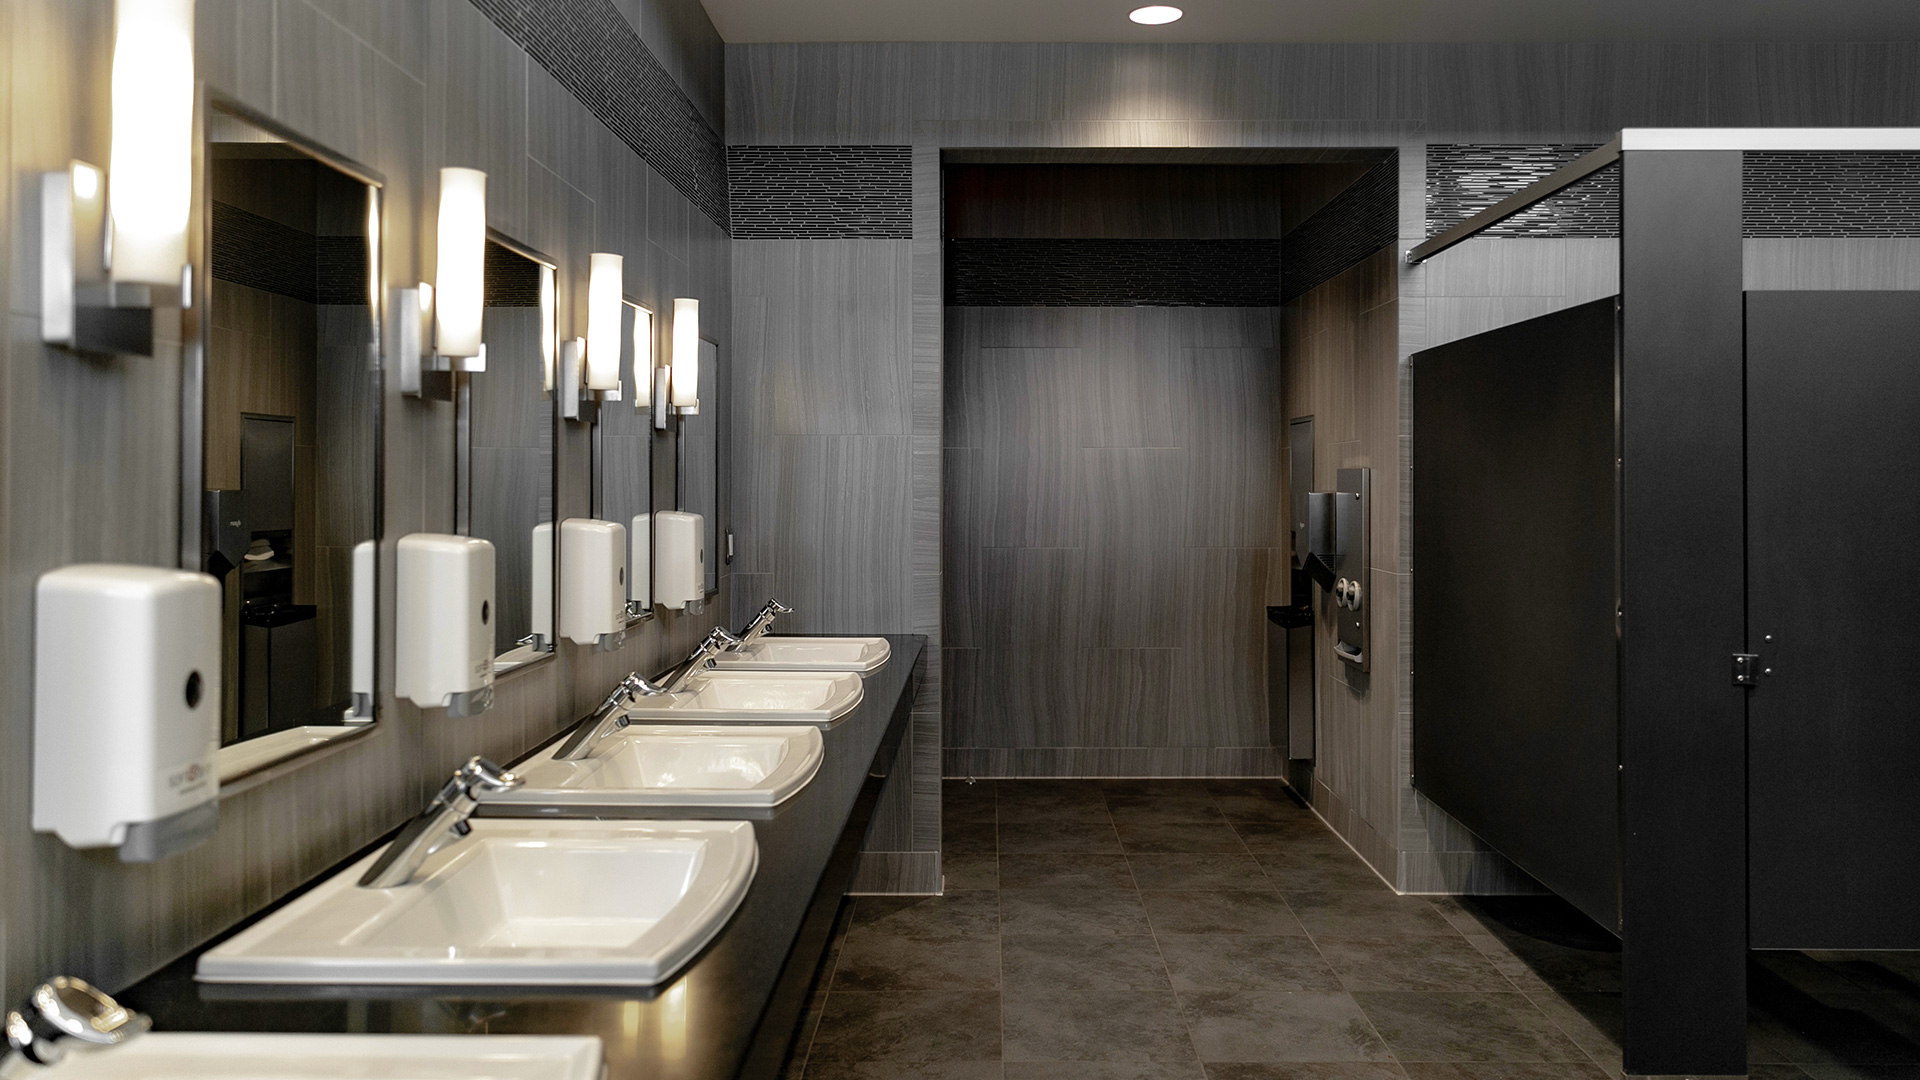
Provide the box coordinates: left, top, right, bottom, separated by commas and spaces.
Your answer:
1732, 653, 1761, 686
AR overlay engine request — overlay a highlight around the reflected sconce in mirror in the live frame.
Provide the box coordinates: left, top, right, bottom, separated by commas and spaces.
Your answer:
586, 253, 623, 396
560, 336, 586, 421
659, 297, 699, 429
40, 0, 194, 356
541, 265, 557, 395
632, 304, 655, 413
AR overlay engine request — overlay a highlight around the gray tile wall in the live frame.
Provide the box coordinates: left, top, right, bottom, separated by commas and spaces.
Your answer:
943, 306, 1285, 780
1, 0, 729, 1002
724, 41, 1920, 895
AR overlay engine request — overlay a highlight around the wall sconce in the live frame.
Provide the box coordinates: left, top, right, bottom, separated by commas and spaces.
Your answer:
631, 303, 655, 412
540, 265, 557, 395
585, 253, 623, 394
40, 0, 194, 356
670, 297, 700, 415
560, 336, 586, 421
434, 167, 486, 360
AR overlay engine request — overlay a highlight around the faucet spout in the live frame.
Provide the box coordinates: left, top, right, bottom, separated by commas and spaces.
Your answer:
3, 977, 148, 1069
549, 672, 671, 762
736, 598, 793, 648
357, 757, 522, 888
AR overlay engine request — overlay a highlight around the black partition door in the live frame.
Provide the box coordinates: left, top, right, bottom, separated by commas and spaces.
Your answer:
1747, 291, 1920, 949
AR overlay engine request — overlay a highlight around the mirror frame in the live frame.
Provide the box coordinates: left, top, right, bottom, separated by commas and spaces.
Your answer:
184, 90, 386, 791
455, 229, 560, 675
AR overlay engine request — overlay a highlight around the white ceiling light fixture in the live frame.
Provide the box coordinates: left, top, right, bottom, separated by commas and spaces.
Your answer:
1128, 5, 1182, 25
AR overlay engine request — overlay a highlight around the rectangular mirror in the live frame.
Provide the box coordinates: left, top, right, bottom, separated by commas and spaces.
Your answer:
194, 101, 382, 755
457, 236, 558, 673
677, 337, 722, 597
593, 300, 656, 622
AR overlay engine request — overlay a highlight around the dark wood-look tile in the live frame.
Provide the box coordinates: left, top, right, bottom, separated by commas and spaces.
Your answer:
1141, 892, 1306, 936
1003, 935, 1173, 992
1177, 990, 1394, 1063
1081, 649, 1178, 746
1349, 992, 1589, 1063
1160, 935, 1343, 993
1003, 991, 1197, 1062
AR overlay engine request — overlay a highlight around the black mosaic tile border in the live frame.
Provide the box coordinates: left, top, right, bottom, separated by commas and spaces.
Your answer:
1744, 152, 1920, 237
1282, 154, 1399, 301
467, 0, 727, 230
945, 238, 1280, 306
727, 146, 912, 238
213, 202, 368, 305
1425, 144, 1619, 240
484, 240, 543, 306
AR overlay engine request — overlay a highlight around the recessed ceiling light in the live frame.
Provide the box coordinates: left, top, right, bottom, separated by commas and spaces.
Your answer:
1129, 5, 1183, 25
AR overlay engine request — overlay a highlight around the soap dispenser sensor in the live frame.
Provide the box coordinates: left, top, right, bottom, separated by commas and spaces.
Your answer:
396, 533, 496, 717
33, 564, 223, 861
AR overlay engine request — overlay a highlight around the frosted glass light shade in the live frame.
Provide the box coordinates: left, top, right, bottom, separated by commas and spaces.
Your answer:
670, 298, 699, 409
109, 0, 194, 286
586, 253, 623, 391
434, 168, 486, 358
633, 305, 654, 409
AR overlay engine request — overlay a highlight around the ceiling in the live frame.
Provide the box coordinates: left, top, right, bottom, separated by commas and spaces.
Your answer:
698, 0, 1920, 44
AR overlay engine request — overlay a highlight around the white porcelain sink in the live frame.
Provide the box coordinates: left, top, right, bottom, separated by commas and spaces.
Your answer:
494, 725, 824, 808
622, 671, 864, 725
197, 819, 756, 986
39, 1033, 602, 1080
712, 635, 890, 673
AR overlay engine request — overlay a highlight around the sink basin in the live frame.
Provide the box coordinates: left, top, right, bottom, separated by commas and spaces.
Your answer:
622, 671, 864, 725
712, 635, 890, 673
493, 725, 824, 808
39, 1033, 602, 1080
197, 819, 756, 986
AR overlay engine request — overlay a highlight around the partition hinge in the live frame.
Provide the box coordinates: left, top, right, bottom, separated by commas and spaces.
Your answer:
1732, 653, 1761, 686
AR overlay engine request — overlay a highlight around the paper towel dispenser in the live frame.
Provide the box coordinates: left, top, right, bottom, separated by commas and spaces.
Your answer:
1307, 468, 1371, 671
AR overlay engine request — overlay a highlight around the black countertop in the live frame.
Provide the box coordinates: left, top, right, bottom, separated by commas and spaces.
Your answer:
120, 636, 926, 1080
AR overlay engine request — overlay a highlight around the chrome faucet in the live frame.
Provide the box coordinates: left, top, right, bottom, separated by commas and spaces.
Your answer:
735, 599, 793, 648
549, 671, 672, 761
549, 629, 736, 762
358, 757, 522, 888
4, 976, 148, 1069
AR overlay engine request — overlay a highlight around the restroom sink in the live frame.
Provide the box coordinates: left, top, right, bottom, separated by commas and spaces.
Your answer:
494, 725, 825, 808
38, 1034, 603, 1080
197, 819, 756, 986
621, 671, 864, 725
712, 636, 890, 673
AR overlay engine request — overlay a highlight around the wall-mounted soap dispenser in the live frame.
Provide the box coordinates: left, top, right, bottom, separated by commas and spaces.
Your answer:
654, 511, 705, 613
630, 513, 651, 613
529, 522, 553, 650
395, 534, 495, 717
560, 518, 626, 651
349, 540, 374, 721
34, 564, 222, 861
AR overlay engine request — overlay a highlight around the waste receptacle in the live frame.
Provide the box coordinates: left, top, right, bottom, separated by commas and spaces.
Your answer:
1268, 601, 1314, 760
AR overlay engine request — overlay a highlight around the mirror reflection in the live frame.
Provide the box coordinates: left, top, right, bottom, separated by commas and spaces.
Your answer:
593, 301, 655, 621
201, 106, 381, 747
678, 337, 722, 597
459, 239, 558, 672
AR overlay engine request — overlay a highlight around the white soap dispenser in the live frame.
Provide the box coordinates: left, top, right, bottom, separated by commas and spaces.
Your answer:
654, 511, 705, 612
348, 539, 375, 720
559, 518, 627, 650
530, 521, 553, 650
33, 564, 223, 861
630, 513, 651, 610
395, 533, 495, 717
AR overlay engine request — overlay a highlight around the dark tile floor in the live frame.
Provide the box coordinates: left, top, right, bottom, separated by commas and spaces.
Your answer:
781, 778, 1920, 1080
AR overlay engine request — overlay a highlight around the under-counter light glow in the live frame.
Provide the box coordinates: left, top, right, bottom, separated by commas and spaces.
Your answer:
540, 266, 557, 393
586, 253, 623, 391
1129, 5, 1182, 24
109, 0, 194, 286
632, 305, 654, 409
670, 298, 699, 411
434, 167, 486, 358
